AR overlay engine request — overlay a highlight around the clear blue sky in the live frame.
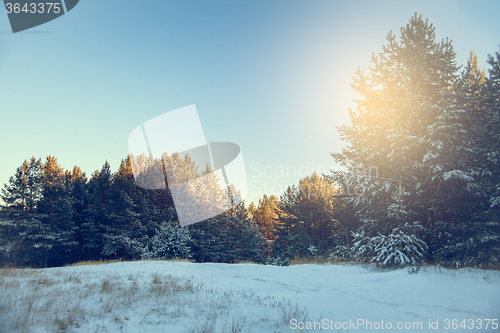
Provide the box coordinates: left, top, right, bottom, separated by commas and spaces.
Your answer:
1, 0, 499, 205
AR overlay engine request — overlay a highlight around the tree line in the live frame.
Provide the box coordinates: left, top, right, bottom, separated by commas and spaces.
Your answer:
0, 154, 264, 267
247, 14, 500, 268
1, 14, 499, 268
251, 14, 500, 268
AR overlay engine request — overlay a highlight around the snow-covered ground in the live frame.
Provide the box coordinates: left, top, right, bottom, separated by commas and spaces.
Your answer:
1, 261, 499, 332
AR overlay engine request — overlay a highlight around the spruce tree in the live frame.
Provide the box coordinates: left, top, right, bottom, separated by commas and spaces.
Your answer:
101, 157, 149, 260
147, 222, 192, 260
250, 194, 280, 241
271, 186, 311, 262
1, 157, 43, 211
1, 157, 59, 267
66, 166, 89, 263
80, 161, 113, 260
269, 173, 341, 262
225, 202, 265, 263
37, 156, 76, 267
485, 50, 500, 222
330, 14, 481, 265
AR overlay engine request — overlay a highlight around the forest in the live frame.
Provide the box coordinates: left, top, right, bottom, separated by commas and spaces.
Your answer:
1, 14, 499, 269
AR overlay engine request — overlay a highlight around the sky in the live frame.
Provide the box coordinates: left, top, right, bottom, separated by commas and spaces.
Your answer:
1, 0, 499, 205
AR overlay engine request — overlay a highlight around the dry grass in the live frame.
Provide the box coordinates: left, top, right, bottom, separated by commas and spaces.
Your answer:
63, 257, 193, 267
0, 264, 304, 333
269, 298, 309, 326
433, 260, 500, 271
289, 257, 335, 265
235, 260, 260, 264
0, 267, 33, 277
0, 268, 197, 332
143, 257, 193, 263
63, 259, 124, 267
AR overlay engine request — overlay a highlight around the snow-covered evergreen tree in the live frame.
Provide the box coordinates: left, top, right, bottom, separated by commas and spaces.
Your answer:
484, 50, 500, 243
329, 14, 492, 265
80, 162, 112, 260
371, 228, 427, 266
0, 207, 58, 268
144, 217, 192, 260
428, 50, 500, 266
188, 201, 264, 263
270, 186, 311, 262
270, 174, 341, 263
1, 157, 43, 211
37, 156, 77, 267
225, 202, 265, 263
349, 183, 427, 267
101, 158, 152, 260
249, 194, 280, 241
65, 166, 89, 263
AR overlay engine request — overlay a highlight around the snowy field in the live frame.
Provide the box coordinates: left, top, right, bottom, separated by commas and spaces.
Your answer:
1, 261, 499, 333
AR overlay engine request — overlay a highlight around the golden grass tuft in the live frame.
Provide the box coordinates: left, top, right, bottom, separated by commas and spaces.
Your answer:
235, 260, 260, 265
142, 257, 193, 263
63, 259, 124, 267
289, 257, 334, 265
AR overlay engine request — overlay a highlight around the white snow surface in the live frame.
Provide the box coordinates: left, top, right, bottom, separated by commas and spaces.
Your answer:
1, 261, 499, 332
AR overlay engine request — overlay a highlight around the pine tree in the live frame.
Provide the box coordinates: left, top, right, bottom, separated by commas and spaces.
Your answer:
269, 173, 341, 262
188, 216, 232, 263
296, 173, 341, 255
0, 157, 68, 267
146, 219, 192, 260
328, 200, 362, 260
1, 157, 43, 211
270, 186, 311, 262
37, 156, 76, 267
80, 161, 113, 260
350, 184, 428, 265
330, 14, 481, 265
101, 189, 147, 260
188, 200, 264, 264
426, 51, 499, 266
65, 166, 89, 263
101, 157, 149, 260
225, 202, 265, 263
250, 194, 280, 241
1, 161, 33, 265
485, 50, 500, 223
459, 49, 500, 265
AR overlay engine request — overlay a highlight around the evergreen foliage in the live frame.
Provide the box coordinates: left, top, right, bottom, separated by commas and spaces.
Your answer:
329, 14, 499, 267
1, 153, 266, 267
189, 201, 264, 263
248, 194, 280, 241
1, 15, 499, 270
145, 215, 192, 260
269, 173, 341, 263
